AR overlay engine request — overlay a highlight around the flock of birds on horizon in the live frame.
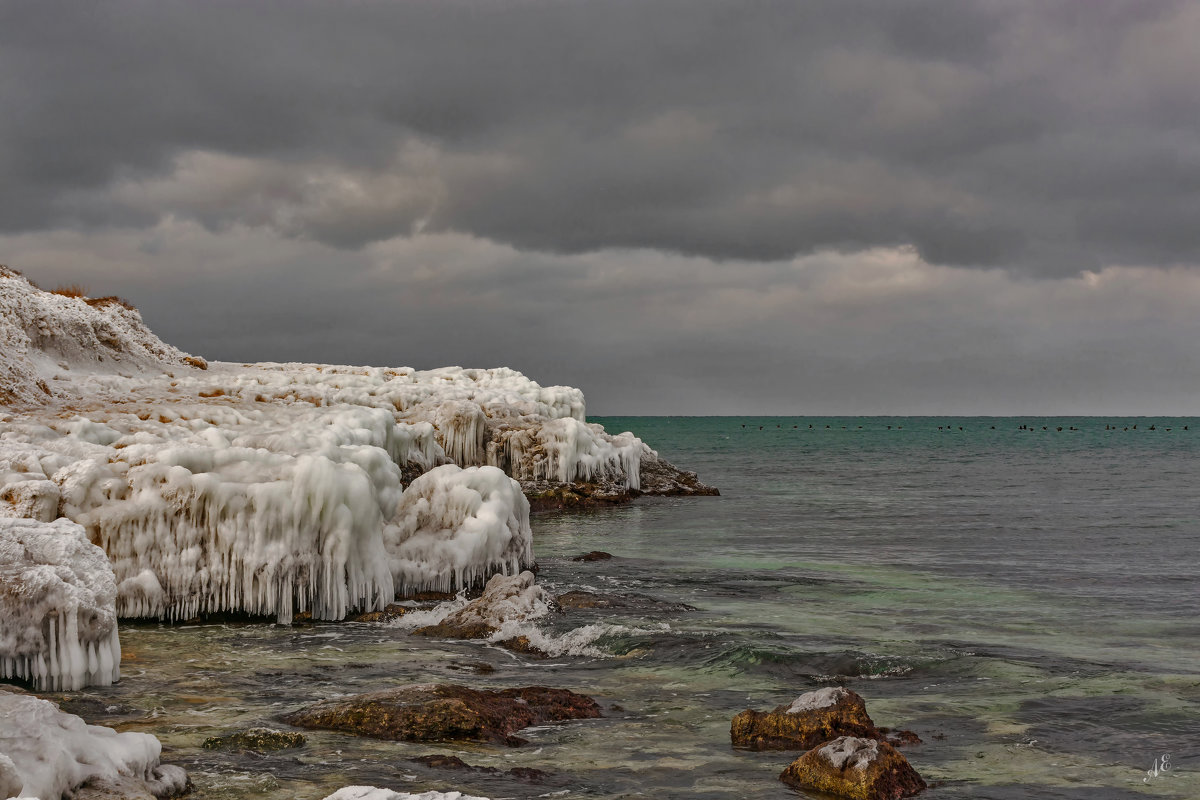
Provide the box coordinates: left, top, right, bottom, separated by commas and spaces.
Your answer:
740, 423, 1189, 432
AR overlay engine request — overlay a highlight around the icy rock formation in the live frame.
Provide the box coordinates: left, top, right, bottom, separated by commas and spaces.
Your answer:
0, 518, 120, 691
0, 690, 187, 800
385, 466, 532, 595
0, 267, 195, 407
1, 269, 712, 626
323, 789, 489, 800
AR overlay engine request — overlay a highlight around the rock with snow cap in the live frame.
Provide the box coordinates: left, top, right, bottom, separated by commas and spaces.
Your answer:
731, 687, 880, 751
779, 735, 926, 800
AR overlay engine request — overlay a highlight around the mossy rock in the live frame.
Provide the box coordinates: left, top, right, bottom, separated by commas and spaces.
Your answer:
202, 727, 306, 751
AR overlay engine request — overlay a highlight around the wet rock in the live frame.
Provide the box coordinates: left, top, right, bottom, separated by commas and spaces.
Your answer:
282, 684, 602, 746
411, 571, 552, 641
779, 736, 926, 800
731, 687, 879, 751
555, 590, 695, 612
570, 551, 613, 562
410, 753, 552, 783
346, 604, 411, 623
201, 727, 306, 751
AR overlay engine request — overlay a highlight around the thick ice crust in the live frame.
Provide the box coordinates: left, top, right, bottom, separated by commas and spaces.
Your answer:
0, 518, 120, 691
0, 691, 186, 800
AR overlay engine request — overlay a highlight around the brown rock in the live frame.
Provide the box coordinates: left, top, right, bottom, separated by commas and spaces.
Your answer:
346, 604, 410, 623
731, 687, 879, 751
779, 736, 926, 800
282, 684, 601, 746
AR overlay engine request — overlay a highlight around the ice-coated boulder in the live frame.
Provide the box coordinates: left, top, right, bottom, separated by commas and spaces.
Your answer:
0, 518, 121, 691
779, 735, 926, 800
385, 465, 533, 594
0, 690, 187, 800
410, 571, 549, 640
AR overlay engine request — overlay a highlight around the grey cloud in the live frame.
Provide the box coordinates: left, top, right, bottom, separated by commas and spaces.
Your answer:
3, 1, 1200, 273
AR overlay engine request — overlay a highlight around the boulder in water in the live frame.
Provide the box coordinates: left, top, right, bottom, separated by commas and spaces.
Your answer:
283, 684, 601, 746
731, 687, 879, 751
778, 735, 926, 799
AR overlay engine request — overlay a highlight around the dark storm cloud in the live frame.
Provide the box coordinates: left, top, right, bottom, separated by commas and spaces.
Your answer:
3, 0, 1200, 274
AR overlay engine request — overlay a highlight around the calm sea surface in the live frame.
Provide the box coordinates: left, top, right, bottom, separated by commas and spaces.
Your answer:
49, 417, 1198, 799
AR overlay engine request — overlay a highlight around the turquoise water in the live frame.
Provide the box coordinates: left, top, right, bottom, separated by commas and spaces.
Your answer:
48, 417, 1198, 798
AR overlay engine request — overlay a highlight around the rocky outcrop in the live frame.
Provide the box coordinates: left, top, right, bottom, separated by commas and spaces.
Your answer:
731, 687, 880, 751
779, 736, 926, 800
283, 684, 601, 746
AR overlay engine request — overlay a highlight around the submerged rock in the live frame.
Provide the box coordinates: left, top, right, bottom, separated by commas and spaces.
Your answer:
555, 590, 696, 612
570, 551, 613, 562
201, 727, 306, 752
410, 754, 552, 783
731, 687, 879, 751
779, 736, 926, 800
283, 684, 601, 746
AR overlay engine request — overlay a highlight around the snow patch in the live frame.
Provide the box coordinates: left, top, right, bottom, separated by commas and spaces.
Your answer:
787, 686, 849, 714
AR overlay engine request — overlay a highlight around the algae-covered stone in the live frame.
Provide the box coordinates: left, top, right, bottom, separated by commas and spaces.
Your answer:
731, 687, 879, 751
282, 684, 601, 746
779, 736, 926, 800
202, 727, 306, 751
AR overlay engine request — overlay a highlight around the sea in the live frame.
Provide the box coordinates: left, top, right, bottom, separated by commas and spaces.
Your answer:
48, 417, 1198, 799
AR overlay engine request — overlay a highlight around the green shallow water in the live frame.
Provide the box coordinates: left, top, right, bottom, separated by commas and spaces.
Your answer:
39, 417, 1200, 798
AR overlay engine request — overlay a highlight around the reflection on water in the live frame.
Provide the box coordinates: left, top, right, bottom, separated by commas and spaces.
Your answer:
36, 418, 1200, 798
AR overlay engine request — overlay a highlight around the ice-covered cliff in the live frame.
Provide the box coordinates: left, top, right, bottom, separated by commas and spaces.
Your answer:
0, 267, 713, 689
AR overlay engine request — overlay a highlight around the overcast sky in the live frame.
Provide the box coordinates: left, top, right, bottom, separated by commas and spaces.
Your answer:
4, 1, 1200, 414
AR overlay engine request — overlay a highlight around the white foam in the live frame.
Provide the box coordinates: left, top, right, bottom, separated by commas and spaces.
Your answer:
322, 788, 489, 800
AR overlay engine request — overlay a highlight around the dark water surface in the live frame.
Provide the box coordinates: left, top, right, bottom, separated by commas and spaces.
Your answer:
51, 417, 1198, 798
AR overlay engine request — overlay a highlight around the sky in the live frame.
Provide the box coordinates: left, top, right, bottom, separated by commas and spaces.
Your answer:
3, 0, 1200, 415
